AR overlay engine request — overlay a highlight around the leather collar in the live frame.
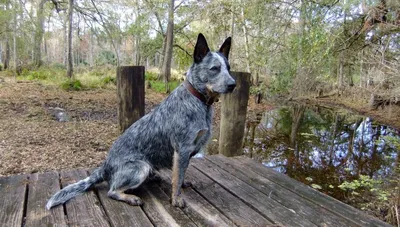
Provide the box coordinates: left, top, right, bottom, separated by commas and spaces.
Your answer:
183, 80, 216, 106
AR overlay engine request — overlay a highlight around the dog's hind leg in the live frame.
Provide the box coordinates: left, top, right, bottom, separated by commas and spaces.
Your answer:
107, 160, 151, 206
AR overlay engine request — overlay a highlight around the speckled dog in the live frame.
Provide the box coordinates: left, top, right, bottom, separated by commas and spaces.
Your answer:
46, 33, 235, 209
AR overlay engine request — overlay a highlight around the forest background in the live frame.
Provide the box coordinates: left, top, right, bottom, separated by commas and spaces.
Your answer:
0, 0, 400, 225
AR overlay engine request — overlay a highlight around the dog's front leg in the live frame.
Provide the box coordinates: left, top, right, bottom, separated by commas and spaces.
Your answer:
171, 150, 190, 208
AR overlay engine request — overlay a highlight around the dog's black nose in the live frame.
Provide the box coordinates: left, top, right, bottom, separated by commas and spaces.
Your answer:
227, 83, 236, 92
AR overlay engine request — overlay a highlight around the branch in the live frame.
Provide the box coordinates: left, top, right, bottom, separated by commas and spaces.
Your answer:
173, 44, 192, 57
144, 0, 165, 35
89, 0, 120, 66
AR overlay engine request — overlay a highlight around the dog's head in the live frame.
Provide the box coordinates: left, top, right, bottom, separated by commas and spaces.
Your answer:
188, 34, 236, 96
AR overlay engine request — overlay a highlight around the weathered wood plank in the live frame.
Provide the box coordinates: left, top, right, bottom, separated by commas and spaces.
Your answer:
157, 170, 237, 227
207, 155, 358, 226
60, 169, 110, 227
191, 158, 316, 227
234, 156, 391, 227
25, 172, 67, 227
139, 183, 196, 227
182, 165, 273, 226
94, 182, 153, 227
0, 174, 27, 227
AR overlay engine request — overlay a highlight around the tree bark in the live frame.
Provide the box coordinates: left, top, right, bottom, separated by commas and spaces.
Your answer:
33, 0, 47, 68
67, 0, 73, 78
3, 0, 10, 70
160, 0, 174, 93
338, 54, 344, 90
240, 0, 251, 77
13, 0, 18, 74
89, 29, 94, 67
62, 13, 67, 66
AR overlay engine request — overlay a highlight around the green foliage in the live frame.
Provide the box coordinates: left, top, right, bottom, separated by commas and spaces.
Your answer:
51, 63, 67, 70
101, 76, 116, 85
16, 66, 118, 90
60, 79, 82, 91
338, 175, 377, 192
145, 71, 158, 81
149, 80, 180, 93
18, 67, 64, 83
95, 50, 117, 66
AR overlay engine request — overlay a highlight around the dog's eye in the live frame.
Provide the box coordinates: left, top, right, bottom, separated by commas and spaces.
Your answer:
210, 66, 220, 71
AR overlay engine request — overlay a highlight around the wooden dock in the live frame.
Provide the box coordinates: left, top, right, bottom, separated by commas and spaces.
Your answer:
0, 155, 389, 227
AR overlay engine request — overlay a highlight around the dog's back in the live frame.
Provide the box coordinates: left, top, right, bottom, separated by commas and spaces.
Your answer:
104, 84, 211, 172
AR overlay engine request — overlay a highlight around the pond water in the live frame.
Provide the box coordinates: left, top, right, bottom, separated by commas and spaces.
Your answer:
243, 104, 399, 216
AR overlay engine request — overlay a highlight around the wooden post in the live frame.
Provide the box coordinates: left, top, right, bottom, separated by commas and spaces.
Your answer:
117, 66, 145, 133
219, 71, 251, 157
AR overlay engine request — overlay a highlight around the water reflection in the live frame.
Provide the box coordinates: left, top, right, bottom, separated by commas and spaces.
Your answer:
244, 104, 400, 200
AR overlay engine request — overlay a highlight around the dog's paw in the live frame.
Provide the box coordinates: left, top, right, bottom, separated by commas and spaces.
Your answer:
127, 197, 143, 206
172, 196, 186, 208
182, 181, 192, 188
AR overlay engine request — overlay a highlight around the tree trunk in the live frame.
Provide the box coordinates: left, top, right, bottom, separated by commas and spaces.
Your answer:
0, 43, 2, 65
240, 0, 251, 77
338, 54, 344, 90
89, 29, 94, 67
67, 0, 73, 78
229, 4, 235, 60
135, 36, 141, 66
359, 51, 363, 87
3, 1, 10, 70
158, 35, 167, 79
62, 13, 67, 66
160, 0, 174, 93
295, 0, 306, 95
33, 0, 47, 68
13, 0, 18, 74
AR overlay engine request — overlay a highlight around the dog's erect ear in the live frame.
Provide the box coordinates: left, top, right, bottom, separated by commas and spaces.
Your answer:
219, 37, 232, 59
194, 33, 210, 63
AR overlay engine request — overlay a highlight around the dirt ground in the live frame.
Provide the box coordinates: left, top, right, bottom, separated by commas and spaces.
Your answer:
0, 76, 271, 177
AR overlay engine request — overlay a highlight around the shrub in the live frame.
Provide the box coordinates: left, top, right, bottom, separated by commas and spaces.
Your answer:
26, 71, 48, 80
145, 71, 158, 81
60, 79, 83, 91
52, 63, 66, 70
102, 76, 116, 86
150, 80, 180, 93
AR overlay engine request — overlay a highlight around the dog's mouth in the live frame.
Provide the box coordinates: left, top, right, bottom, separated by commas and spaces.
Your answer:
206, 84, 236, 95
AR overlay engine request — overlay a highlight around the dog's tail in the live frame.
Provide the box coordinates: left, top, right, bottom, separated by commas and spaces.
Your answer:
46, 166, 104, 210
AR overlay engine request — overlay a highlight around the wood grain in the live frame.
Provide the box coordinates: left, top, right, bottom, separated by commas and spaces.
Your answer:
25, 172, 67, 227
0, 174, 27, 226
60, 169, 110, 227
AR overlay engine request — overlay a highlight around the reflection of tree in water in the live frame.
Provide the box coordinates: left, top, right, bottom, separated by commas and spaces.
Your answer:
244, 104, 399, 202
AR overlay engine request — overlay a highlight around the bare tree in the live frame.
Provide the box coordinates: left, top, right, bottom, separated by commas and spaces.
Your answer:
160, 0, 174, 93
67, 0, 73, 78
3, 0, 10, 70
13, 0, 18, 75
33, 0, 47, 68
